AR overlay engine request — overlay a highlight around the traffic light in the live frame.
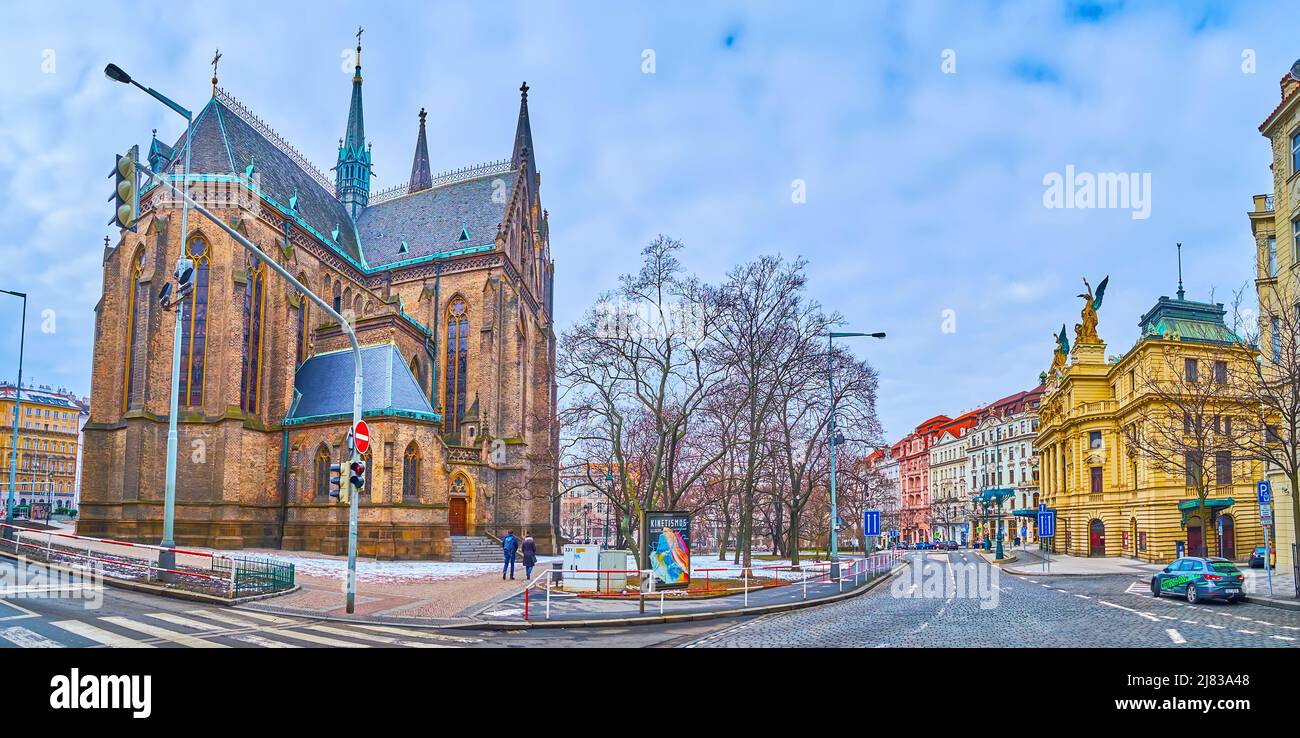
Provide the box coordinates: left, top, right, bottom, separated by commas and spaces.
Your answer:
174, 258, 195, 300
159, 258, 194, 311
349, 459, 366, 491
328, 462, 343, 501
109, 145, 140, 230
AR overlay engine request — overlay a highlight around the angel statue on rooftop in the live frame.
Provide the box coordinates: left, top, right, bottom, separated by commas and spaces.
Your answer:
1049, 324, 1069, 379
1074, 275, 1109, 345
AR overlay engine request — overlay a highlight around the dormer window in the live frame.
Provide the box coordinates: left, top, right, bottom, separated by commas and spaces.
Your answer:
458, 227, 470, 242
398, 239, 409, 254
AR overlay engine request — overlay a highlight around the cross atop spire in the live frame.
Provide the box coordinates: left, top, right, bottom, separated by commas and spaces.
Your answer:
354, 25, 364, 76
408, 107, 432, 194
211, 48, 222, 94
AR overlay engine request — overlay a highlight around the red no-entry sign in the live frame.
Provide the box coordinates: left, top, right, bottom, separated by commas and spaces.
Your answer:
353, 420, 370, 454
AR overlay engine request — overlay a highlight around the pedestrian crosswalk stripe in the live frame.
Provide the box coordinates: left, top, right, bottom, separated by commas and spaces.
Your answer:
228, 609, 305, 626
51, 619, 155, 648
147, 612, 231, 631
184, 609, 268, 629
262, 627, 368, 648
302, 624, 451, 648
1, 625, 64, 648
230, 634, 302, 648
101, 616, 230, 648
351, 623, 481, 644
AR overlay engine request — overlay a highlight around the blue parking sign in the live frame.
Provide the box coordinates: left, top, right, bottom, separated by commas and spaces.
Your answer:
863, 510, 881, 537
1258, 481, 1271, 504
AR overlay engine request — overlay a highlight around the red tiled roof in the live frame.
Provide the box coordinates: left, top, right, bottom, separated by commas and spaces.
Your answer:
1259, 71, 1299, 133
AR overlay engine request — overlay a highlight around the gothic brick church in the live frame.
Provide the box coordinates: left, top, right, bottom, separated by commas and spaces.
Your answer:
80, 38, 558, 558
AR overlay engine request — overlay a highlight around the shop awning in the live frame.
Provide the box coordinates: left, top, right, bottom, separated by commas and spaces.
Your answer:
1176, 498, 1235, 511
973, 488, 1015, 503
1178, 497, 1235, 528
1011, 508, 1054, 518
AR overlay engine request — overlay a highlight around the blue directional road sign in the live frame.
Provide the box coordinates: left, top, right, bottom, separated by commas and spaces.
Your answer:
863, 510, 881, 537
1258, 480, 1271, 504
1038, 508, 1056, 538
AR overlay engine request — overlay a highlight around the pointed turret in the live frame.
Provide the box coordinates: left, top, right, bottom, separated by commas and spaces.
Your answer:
408, 108, 432, 194
335, 27, 371, 218
511, 82, 535, 172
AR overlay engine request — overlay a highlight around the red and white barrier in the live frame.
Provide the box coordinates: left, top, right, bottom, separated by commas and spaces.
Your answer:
518, 548, 905, 620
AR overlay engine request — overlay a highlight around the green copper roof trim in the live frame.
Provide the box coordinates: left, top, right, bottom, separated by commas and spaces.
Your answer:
282, 407, 441, 426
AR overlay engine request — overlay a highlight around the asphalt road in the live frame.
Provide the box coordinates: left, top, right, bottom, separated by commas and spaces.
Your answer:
4, 552, 1299, 648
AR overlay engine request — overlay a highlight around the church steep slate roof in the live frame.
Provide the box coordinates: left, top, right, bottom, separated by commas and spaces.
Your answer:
355, 172, 509, 268
285, 343, 436, 423
161, 98, 363, 264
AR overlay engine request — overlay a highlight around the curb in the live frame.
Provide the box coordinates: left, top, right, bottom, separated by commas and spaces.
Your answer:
465, 563, 910, 630
1242, 595, 1300, 612
0, 549, 299, 607
1001, 566, 1155, 578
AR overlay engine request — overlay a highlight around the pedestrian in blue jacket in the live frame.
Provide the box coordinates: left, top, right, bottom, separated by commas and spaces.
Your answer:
502, 530, 520, 580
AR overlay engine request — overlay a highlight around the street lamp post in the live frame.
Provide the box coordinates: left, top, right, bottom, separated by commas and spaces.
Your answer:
1, 289, 26, 539
994, 426, 1005, 561
103, 64, 192, 568
604, 468, 613, 547
827, 330, 885, 580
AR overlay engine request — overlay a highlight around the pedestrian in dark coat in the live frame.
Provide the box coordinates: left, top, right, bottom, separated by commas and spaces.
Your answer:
502, 530, 519, 580
522, 531, 538, 579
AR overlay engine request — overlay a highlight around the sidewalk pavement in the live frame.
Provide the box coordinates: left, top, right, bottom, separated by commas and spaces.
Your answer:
1240, 568, 1300, 610
978, 545, 1164, 577
240, 550, 562, 624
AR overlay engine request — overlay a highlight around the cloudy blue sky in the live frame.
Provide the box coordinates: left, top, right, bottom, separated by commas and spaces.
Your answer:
0, 0, 1291, 441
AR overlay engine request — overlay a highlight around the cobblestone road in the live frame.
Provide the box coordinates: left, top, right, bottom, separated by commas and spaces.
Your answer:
680, 551, 1300, 648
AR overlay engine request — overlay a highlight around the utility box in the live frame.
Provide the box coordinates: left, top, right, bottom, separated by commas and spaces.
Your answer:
561, 545, 631, 593
561, 544, 602, 592
598, 549, 632, 593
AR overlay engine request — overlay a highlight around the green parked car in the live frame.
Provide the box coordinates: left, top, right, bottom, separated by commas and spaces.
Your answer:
1150, 557, 1245, 604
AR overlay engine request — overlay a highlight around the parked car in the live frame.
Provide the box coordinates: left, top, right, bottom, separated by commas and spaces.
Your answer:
1150, 557, 1246, 604
940, 541, 959, 551
1248, 546, 1275, 569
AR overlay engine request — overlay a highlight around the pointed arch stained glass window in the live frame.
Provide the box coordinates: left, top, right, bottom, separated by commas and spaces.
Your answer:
180, 237, 211, 407
443, 297, 469, 433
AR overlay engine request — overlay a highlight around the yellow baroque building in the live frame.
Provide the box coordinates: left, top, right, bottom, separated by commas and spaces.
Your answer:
1249, 64, 1299, 575
1037, 291, 1263, 564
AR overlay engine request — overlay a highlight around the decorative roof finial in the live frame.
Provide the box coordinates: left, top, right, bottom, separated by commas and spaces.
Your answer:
520, 81, 529, 99
1176, 242, 1185, 301
211, 48, 222, 95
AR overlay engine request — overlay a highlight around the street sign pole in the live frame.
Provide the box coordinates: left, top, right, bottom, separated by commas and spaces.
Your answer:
1258, 481, 1273, 597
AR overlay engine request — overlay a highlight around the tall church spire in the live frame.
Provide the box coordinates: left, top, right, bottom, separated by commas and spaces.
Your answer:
408, 108, 432, 194
511, 81, 535, 171
335, 26, 371, 218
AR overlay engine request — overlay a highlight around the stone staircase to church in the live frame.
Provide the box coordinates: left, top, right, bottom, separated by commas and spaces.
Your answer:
450, 535, 502, 563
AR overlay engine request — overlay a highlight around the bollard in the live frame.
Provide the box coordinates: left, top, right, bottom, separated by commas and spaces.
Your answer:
802, 571, 807, 599
660, 591, 665, 615
546, 571, 552, 620
524, 583, 530, 621
744, 571, 749, 606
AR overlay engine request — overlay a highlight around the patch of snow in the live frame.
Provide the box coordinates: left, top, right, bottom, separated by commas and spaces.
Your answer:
281, 555, 561, 583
